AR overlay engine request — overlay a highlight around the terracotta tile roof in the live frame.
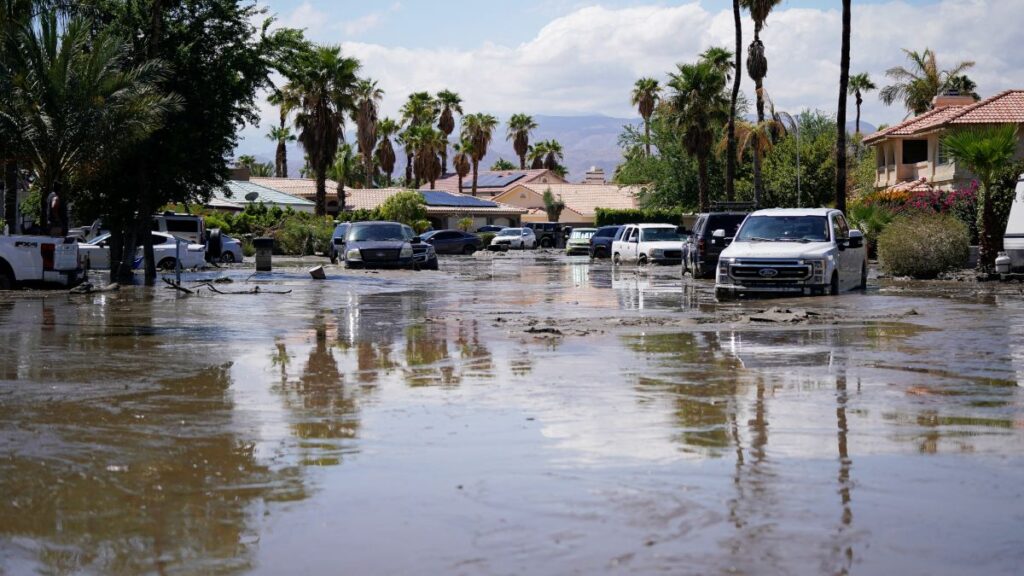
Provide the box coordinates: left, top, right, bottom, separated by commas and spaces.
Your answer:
431, 169, 567, 195
864, 90, 1024, 144
520, 183, 640, 215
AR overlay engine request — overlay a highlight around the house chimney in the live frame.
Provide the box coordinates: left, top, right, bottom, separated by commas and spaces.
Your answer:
230, 165, 251, 181
932, 91, 976, 109
583, 166, 606, 185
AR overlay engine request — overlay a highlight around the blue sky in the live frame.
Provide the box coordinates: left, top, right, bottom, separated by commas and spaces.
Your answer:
240, 0, 1021, 151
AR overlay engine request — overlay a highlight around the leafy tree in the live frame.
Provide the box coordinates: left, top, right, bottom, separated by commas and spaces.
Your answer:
375, 117, 400, 186
751, 111, 838, 209
461, 113, 498, 195
377, 190, 427, 225
943, 125, 1019, 270
740, 0, 783, 205
542, 188, 565, 222
631, 78, 660, 157
880, 48, 975, 116
435, 89, 462, 173
506, 113, 537, 170
667, 60, 729, 212
353, 78, 383, 189
490, 158, 517, 171
456, 216, 473, 231
847, 73, 876, 135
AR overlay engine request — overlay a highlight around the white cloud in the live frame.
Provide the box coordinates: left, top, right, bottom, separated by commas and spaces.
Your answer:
339, 3, 401, 38
243, 0, 1024, 148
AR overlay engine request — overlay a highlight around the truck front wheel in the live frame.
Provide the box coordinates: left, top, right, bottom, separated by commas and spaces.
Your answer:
830, 272, 840, 295
0, 267, 14, 290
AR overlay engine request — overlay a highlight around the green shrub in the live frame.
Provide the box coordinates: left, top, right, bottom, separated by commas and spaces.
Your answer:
377, 190, 426, 225
595, 207, 685, 226
847, 201, 894, 258
240, 237, 256, 257
878, 214, 969, 278
479, 232, 496, 246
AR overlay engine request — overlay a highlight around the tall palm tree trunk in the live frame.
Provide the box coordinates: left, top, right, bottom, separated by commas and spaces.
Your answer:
315, 171, 327, 216
405, 152, 413, 184
471, 159, 479, 196
980, 181, 998, 269
458, 174, 463, 194
440, 148, 449, 176
726, 0, 742, 201
3, 161, 17, 232
276, 142, 286, 178
364, 155, 373, 189
854, 91, 862, 134
336, 181, 345, 212
518, 153, 526, 170
835, 0, 851, 214
698, 154, 710, 213
644, 119, 652, 157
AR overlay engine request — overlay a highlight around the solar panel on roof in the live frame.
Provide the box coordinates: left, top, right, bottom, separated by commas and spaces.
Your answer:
420, 190, 497, 208
472, 172, 527, 188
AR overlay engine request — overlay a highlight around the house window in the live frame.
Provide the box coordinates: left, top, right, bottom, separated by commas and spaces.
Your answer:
902, 139, 928, 164
876, 147, 885, 168
937, 140, 953, 165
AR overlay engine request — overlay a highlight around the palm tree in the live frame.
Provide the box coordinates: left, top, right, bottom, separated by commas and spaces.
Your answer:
400, 92, 437, 186
353, 78, 383, 189
847, 73, 876, 135
289, 45, 360, 216
461, 113, 498, 196
4, 14, 178, 234
375, 117, 399, 187
435, 89, 463, 174
543, 140, 564, 171
880, 48, 975, 116
265, 126, 296, 177
727, 0, 743, 201
740, 0, 783, 206
408, 124, 445, 189
453, 140, 472, 194
667, 61, 729, 212
490, 158, 517, 171
836, 0, 851, 214
506, 113, 537, 169
0, 0, 33, 228
943, 125, 1019, 270
631, 78, 660, 157
528, 141, 549, 169
326, 143, 361, 210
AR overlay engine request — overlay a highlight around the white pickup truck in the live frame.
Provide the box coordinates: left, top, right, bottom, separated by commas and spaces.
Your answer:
714, 208, 867, 299
0, 235, 82, 289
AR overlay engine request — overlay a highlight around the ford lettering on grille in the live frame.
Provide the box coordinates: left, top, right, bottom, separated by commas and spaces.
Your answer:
758, 268, 779, 278
376, 252, 386, 258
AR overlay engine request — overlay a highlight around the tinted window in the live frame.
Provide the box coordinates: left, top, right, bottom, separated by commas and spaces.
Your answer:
706, 214, 747, 237
165, 219, 200, 233
595, 227, 618, 238
641, 228, 680, 242
903, 139, 928, 164
348, 224, 408, 242
332, 223, 350, 238
736, 216, 830, 243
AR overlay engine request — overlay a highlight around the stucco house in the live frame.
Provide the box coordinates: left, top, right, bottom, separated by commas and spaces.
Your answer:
493, 172, 640, 226
864, 90, 1024, 192
429, 169, 567, 198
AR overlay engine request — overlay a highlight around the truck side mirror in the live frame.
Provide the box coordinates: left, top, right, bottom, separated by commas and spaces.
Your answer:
847, 229, 864, 249
712, 229, 725, 238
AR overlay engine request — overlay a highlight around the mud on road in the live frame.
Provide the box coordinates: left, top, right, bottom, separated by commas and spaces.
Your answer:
1, 251, 1022, 575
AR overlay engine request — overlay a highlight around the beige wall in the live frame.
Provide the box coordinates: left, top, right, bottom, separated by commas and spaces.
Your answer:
872, 128, 1024, 190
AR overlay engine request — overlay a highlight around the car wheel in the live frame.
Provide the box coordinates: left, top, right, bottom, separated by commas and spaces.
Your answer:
859, 262, 868, 290
638, 254, 648, 266
463, 245, 476, 255
715, 287, 731, 301
692, 262, 707, 279
344, 260, 355, 269
221, 251, 235, 263
329, 253, 338, 264
427, 257, 439, 271
157, 258, 177, 271
613, 253, 621, 265
830, 272, 840, 296
540, 237, 553, 249
0, 268, 14, 291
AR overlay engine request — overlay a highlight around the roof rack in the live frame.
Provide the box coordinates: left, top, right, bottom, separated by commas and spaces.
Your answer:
709, 201, 756, 212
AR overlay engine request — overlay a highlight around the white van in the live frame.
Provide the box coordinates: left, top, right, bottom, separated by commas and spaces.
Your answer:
1002, 173, 1024, 272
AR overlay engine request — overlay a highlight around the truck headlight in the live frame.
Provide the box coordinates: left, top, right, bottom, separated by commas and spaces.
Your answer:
718, 257, 733, 276
400, 244, 413, 258
650, 248, 663, 258
346, 249, 362, 261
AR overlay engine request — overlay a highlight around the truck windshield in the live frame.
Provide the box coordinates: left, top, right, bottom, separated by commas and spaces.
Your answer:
640, 228, 680, 242
348, 224, 409, 242
571, 229, 596, 239
735, 216, 831, 243
498, 229, 521, 237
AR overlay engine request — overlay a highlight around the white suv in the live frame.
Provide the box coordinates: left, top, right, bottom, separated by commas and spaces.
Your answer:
714, 208, 867, 299
611, 223, 684, 265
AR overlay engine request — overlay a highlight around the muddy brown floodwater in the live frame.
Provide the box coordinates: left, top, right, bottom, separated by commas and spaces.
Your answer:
1, 252, 1023, 575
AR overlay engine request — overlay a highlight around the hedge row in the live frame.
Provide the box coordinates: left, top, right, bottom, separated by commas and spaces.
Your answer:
594, 208, 686, 227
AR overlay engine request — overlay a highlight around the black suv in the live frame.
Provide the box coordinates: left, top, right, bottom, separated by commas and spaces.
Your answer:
684, 212, 749, 278
588, 225, 621, 258
524, 222, 565, 248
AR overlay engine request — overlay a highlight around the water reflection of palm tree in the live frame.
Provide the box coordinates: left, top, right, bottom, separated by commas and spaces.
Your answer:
835, 369, 854, 574
456, 319, 493, 378
404, 321, 455, 387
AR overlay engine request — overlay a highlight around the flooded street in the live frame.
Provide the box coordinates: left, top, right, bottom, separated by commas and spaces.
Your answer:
1, 253, 1022, 575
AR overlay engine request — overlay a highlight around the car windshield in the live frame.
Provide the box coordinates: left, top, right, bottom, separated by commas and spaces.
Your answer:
419, 230, 439, 240
641, 227, 680, 242
571, 229, 596, 239
735, 215, 831, 243
348, 224, 409, 242
498, 229, 521, 237
332, 224, 349, 238
87, 233, 111, 245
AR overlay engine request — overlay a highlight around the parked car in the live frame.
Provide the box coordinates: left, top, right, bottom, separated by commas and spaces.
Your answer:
342, 221, 438, 270
0, 234, 81, 289
524, 222, 564, 248
566, 228, 597, 255
79, 231, 207, 271
219, 235, 243, 263
714, 208, 867, 299
491, 227, 537, 250
611, 224, 684, 265
476, 225, 505, 233
328, 222, 351, 264
420, 229, 483, 255
683, 211, 750, 278
588, 225, 623, 259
